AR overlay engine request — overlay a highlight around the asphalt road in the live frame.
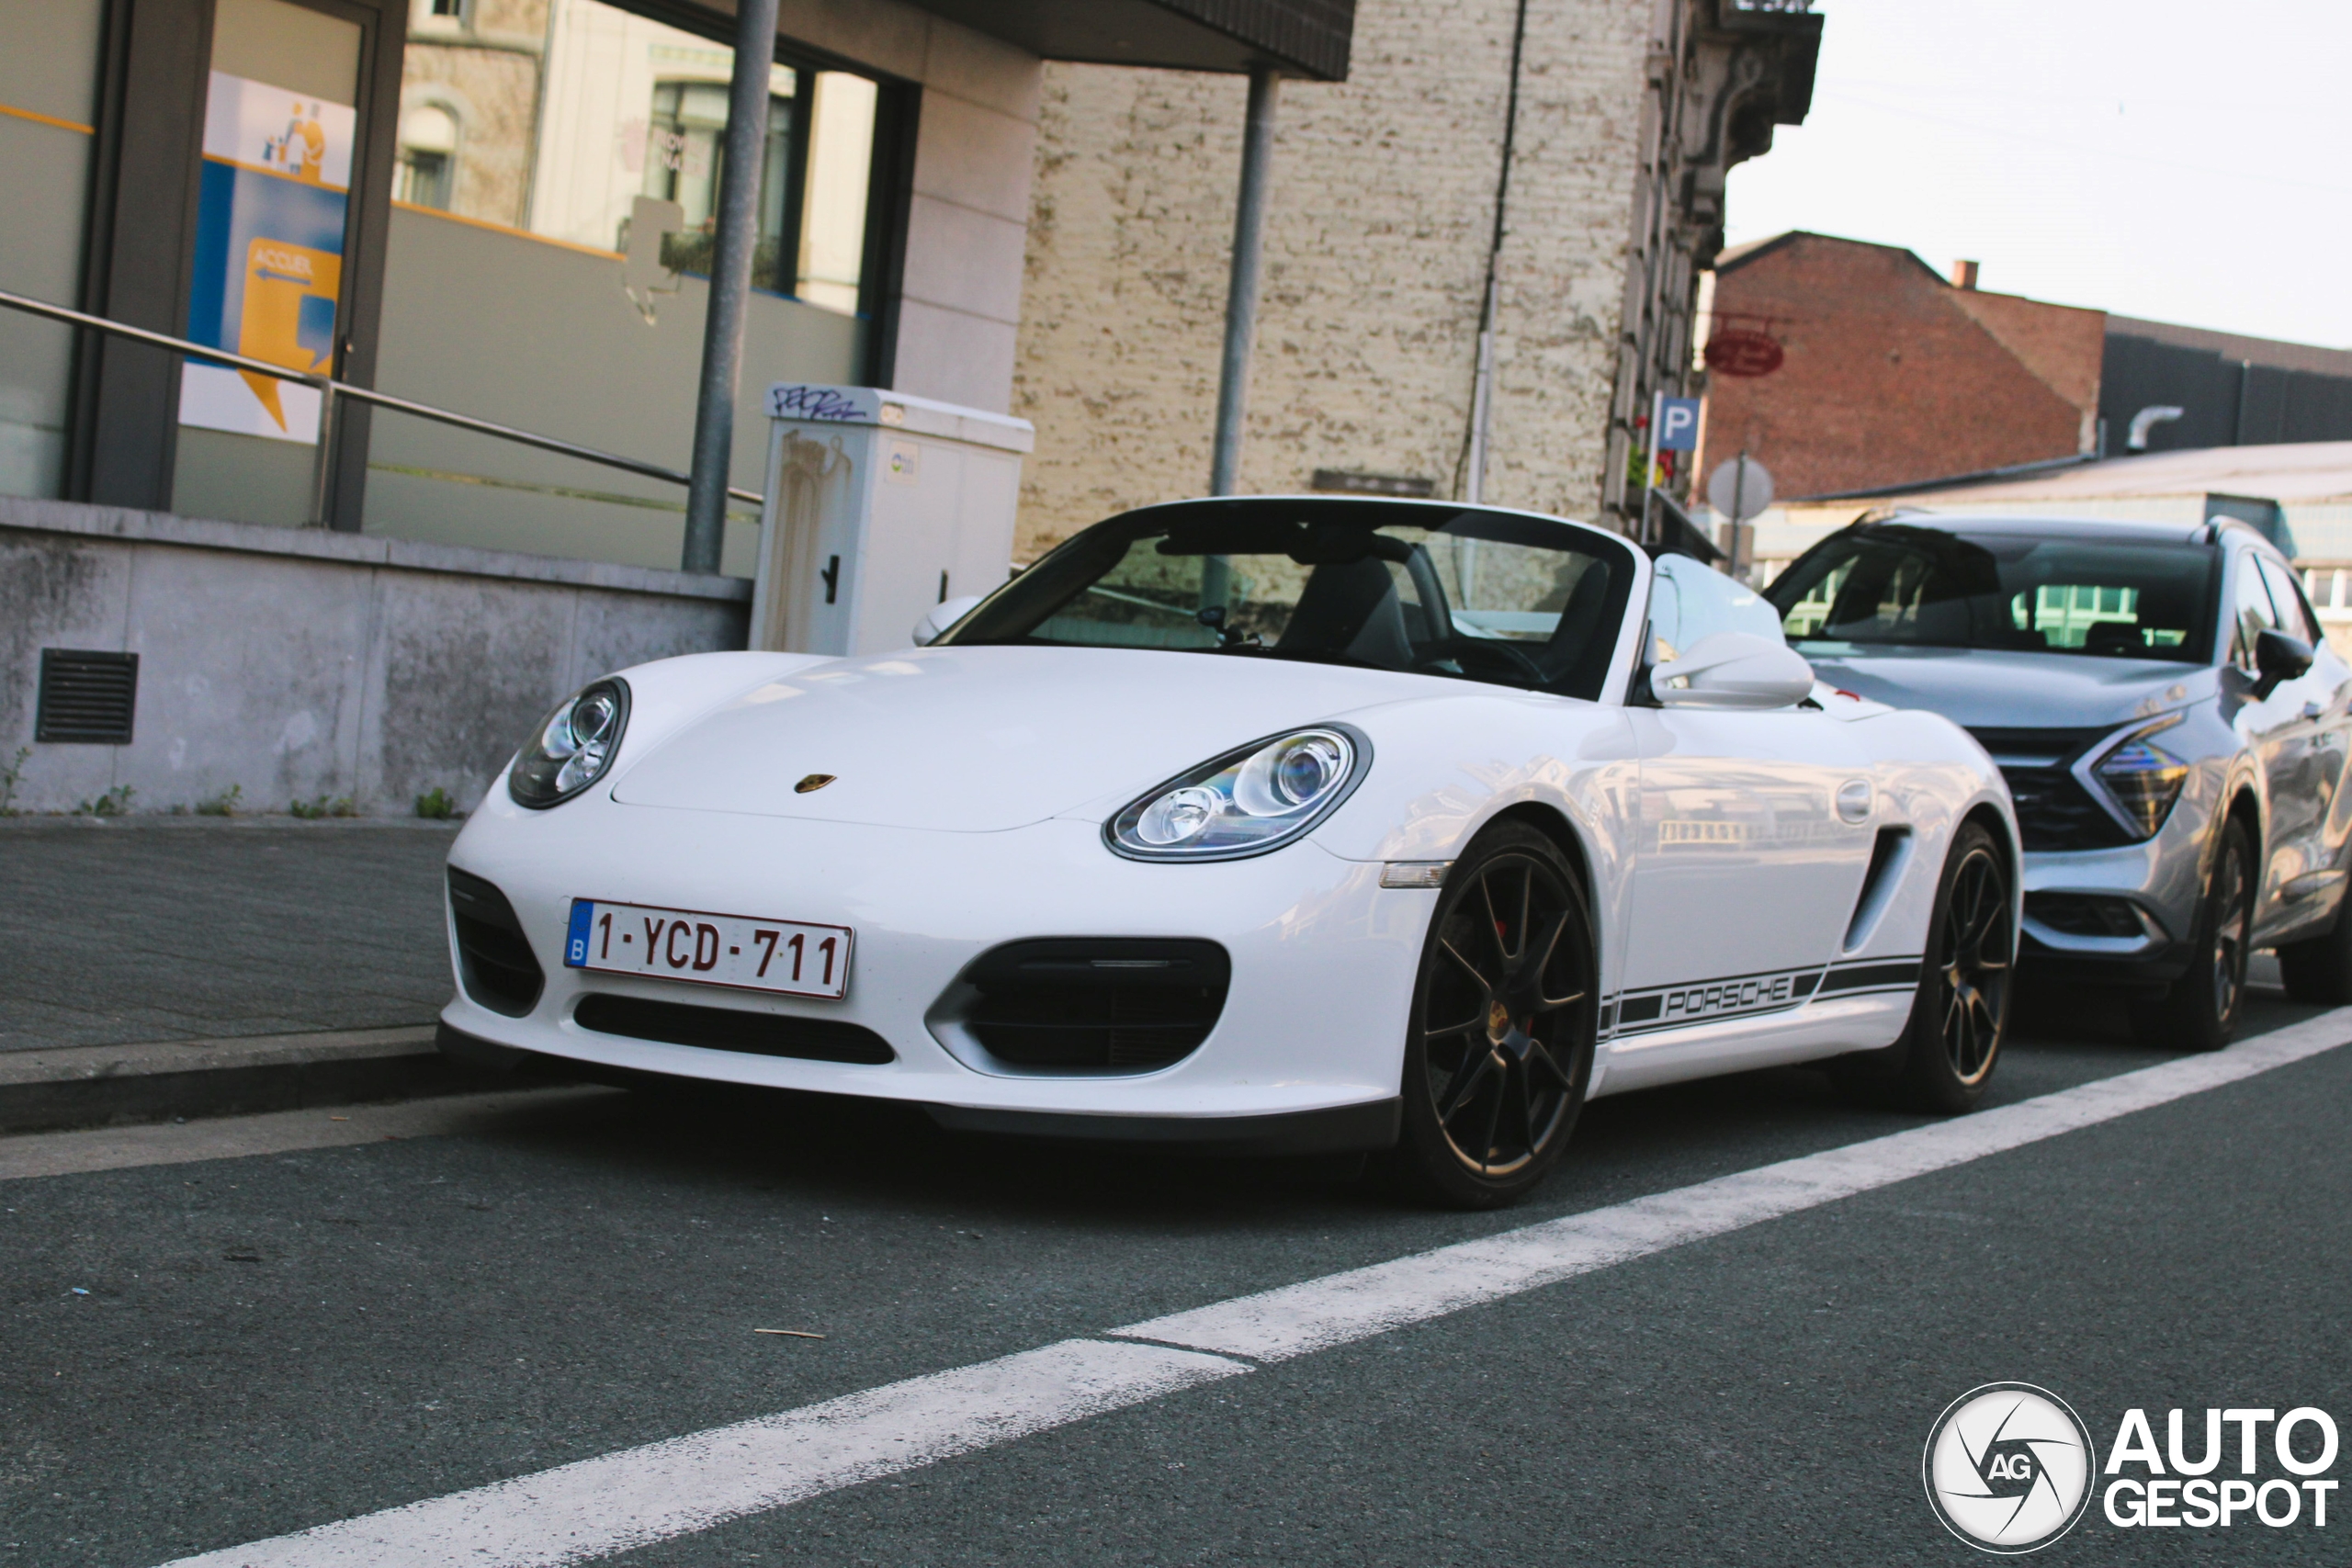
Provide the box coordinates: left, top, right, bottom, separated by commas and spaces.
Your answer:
6, 981, 2349, 1567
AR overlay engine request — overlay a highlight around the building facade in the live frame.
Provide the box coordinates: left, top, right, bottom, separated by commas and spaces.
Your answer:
1009, 0, 1820, 559
0, 0, 1351, 815
1696, 231, 2108, 502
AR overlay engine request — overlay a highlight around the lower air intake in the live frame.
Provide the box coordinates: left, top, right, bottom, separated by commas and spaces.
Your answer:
447, 869, 544, 1017
962, 939, 1229, 1072
573, 994, 893, 1064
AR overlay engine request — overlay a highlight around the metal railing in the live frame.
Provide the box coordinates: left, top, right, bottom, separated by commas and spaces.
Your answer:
0, 287, 763, 529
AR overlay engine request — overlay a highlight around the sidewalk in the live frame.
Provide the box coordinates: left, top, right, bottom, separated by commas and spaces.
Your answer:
0, 817, 476, 1129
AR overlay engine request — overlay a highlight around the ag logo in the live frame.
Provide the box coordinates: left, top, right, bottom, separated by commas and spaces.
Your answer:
1924, 1383, 2096, 1553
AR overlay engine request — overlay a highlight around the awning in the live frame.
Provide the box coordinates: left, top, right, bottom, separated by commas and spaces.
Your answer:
898, 0, 1354, 80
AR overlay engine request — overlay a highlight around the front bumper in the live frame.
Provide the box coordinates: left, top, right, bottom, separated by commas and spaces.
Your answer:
2018, 827, 2205, 985
439, 788, 1425, 1149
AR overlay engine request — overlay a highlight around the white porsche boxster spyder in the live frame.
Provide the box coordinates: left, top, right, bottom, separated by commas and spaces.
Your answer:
439, 498, 2019, 1206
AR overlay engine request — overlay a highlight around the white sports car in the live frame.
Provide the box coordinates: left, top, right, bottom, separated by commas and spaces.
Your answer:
438, 498, 2018, 1206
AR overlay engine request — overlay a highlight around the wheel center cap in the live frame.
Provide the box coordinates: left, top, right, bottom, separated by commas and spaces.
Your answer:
1487, 999, 1511, 1041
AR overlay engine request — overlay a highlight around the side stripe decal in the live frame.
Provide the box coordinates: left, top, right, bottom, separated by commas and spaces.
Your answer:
1600, 956, 1923, 1038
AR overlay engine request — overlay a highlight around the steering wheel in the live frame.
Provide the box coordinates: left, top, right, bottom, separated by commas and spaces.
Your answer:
1423, 636, 1548, 683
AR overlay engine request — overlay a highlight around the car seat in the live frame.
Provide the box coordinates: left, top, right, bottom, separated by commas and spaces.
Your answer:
1533, 562, 1616, 694
1276, 557, 1414, 668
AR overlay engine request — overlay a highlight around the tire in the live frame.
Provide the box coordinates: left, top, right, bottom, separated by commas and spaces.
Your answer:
1836, 821, 2015, 1113
1379, 822, 1598, 1209
2130, 817, 2255, 1051
2276, 892, 2352, 1004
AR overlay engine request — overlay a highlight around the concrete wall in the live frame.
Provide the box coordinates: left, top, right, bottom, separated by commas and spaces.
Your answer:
0, 497, 746, 818
1009, 0, 1654, 558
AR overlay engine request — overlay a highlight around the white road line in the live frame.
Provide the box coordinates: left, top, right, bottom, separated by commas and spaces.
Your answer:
1113, 1010, 2352, 1360
155, 1009, 2352, 1568
164, 1340, 1245, 1568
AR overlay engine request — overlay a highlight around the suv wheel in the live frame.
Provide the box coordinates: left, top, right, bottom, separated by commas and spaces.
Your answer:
2131, 818, 2253, 1051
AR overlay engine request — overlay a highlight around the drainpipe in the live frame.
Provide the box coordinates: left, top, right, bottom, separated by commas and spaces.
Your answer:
1210, 65, 1280, 496
680, 0, 782, 574
1463, 0, 1531, 506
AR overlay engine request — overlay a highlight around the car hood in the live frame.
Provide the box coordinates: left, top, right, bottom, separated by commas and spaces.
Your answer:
610, 644, 1445, 831
1798, 645, 2214, 733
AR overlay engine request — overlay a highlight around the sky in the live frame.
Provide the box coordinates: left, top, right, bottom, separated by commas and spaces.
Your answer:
1721, 0, 2352, 348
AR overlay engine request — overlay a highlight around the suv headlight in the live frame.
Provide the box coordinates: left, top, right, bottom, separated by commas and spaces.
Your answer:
1108, 726, 1370, 861
2092, 715, 2188, 840
508, 677, 631, 809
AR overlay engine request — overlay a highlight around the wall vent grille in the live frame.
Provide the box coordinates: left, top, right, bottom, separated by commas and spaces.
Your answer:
36, 649, 139, 744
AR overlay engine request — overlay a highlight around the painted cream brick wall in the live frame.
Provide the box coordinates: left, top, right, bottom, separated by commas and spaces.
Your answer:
1012, 0, 1653, 559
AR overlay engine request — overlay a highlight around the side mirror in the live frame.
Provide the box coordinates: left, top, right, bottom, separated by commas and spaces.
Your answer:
913, 594, 985, 647
1651, 631, 1816, 709
2252, 626, 2314, 699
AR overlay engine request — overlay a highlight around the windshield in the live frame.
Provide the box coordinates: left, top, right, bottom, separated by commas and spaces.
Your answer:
941, 500, 1639, 699
1763, 525, 2219, 663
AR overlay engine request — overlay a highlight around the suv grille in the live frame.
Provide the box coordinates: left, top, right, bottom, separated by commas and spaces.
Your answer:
964, 939, 1229, 1071
573, 994, 892, 1063
1967, 728, 2136, 853
447, 869, 544, 1016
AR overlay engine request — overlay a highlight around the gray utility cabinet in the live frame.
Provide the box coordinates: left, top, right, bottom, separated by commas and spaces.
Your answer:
750, 383, 1034, 656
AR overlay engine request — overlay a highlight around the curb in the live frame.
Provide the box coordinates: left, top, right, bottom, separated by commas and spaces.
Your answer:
0, 815, 464, 831
0, 1025, 492, 1134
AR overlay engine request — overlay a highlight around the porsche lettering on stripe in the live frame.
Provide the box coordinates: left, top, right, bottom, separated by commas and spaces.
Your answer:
1606, 957, 1921, 1037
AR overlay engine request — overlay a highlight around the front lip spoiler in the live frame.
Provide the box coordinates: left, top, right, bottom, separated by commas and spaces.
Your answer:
926, 1098, 1401, 1156
437, 1024, 1401, 1156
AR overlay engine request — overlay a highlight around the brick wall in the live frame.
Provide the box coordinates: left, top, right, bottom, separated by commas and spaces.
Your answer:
1698, 232, 2105, 500
1009, 0, 1654, 559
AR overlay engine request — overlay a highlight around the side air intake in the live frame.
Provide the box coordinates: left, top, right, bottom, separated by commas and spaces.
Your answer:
1843, 828, 1913, 952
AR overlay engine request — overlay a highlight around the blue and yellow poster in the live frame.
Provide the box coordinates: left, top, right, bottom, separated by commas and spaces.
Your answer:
179, 72, 354, 445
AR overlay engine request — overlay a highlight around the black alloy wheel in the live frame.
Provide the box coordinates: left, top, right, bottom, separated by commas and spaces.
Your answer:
1385, 823, 1597, 1208
1933, 836, 2012, 1089
2132, 818, 2254, 1052
1837, 819, 2014, 1113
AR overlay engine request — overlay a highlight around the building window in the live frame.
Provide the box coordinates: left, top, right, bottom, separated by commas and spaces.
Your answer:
641, 79, 795, 292
396, 0, 881, 314
393, 103, 458, 209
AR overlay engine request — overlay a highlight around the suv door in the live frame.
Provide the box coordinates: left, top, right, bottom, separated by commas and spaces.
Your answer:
2250, 552, 2352, 935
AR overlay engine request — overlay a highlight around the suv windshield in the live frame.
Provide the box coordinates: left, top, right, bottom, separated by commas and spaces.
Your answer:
941, 500, 1638, 699
1763, 525, 2218, 663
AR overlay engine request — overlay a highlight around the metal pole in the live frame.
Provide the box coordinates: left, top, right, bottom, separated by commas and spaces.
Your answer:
307, 378, 336, 526
680, 0, 781, 572
1728, 448, 1748, 577
1209, 65, 1280, 497
1639, 389, 1662, 545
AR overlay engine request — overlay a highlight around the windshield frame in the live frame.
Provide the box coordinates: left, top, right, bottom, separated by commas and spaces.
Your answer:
937, 497, 1648, 702
1762, 523, 2222, 665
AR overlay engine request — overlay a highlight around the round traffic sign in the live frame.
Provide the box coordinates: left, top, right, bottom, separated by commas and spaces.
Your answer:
1707, 456, 1775, 523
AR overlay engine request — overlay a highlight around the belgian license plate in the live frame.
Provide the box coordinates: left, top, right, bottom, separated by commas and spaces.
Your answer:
564, 899, 852, 999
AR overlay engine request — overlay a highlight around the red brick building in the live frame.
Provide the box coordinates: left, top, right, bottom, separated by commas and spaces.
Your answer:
1696, 232, 2106, 499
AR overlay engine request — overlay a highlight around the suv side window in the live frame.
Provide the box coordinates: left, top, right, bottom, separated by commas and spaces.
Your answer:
2256, 556, 2319, 645
2231, 553, 2280, 671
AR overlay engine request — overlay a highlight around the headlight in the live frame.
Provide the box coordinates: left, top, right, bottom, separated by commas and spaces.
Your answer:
508, 677, 631, 809
2092, 716, 2188, 840
1108, 726, 1369, 861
